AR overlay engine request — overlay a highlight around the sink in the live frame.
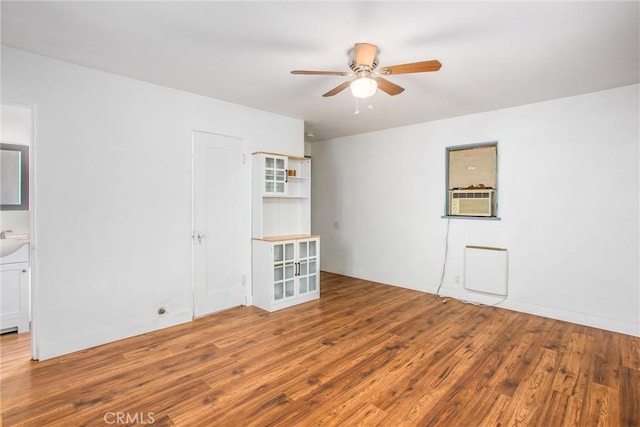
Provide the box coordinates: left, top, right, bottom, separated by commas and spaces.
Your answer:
0, 236, 29, 257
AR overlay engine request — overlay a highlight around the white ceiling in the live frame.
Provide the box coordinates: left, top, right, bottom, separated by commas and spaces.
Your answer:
1, 1, 638, 142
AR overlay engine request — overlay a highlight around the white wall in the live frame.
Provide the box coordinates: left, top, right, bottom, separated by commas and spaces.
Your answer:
1, 104, 31, 144
311, 84, 639, 337
1, 47, 303, 359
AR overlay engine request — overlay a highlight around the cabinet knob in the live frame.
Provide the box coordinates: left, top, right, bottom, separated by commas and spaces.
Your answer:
21, 269, 27, 273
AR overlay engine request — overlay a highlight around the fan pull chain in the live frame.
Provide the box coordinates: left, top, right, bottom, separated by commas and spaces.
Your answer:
354, 99, 374, 115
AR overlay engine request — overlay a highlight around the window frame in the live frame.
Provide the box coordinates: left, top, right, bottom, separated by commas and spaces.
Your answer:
443, 141, 500, 220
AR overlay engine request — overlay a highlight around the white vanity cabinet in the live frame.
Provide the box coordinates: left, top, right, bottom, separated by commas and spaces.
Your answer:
253, 236, 320, 312
1, 244, 30, 333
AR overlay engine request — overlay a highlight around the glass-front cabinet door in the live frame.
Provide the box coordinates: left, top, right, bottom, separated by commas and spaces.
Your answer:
297, 239, 319, 296
308, 239, 318, 292
273, 242, 295, 301
284, 242, 295, 298
264, 155, 287, 195
272, 239, 318, 302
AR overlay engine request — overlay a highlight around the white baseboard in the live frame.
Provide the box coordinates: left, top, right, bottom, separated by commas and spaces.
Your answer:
321, 267, 639, 337
439, 285, 639, 337
36, 310, 193, 361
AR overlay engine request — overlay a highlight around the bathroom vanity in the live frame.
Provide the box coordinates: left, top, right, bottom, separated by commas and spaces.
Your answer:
0, 240, 30, 333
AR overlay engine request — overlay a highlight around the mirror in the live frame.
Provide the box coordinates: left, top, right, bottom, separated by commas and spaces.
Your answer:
0, 143, 29, 210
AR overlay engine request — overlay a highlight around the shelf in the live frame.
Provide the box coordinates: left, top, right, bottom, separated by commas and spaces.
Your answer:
253, 234, 320, 242
252, 151, 310, 161
252, 152, 311, 239
252, 151, 319, 313
263, 195, 309, 199
441, 215, 502, 221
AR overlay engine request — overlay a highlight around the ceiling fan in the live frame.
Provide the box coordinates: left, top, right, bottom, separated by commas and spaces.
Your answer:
291, 43, 442, 99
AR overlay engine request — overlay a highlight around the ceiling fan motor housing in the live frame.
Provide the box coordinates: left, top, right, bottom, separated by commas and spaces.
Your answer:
348, 48, 379, 72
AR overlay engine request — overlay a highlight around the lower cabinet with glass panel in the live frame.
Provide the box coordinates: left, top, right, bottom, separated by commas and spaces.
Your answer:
252, 235, 320, 312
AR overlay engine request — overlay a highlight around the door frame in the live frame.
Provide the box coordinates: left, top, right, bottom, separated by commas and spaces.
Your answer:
190, 130, 252, 318
29, 104, 38, 360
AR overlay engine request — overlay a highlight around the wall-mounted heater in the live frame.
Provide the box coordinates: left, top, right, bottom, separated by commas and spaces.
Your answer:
464, 245, 508, 296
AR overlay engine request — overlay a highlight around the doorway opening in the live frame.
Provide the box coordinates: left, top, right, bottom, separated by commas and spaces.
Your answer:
0, 103, 37, 359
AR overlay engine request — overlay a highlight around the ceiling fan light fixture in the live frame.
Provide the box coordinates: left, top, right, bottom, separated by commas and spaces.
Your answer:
350, 76, 377, 98
291, 42, 440, 98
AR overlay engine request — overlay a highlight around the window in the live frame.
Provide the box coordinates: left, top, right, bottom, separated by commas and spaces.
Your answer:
445, 142, 499, 219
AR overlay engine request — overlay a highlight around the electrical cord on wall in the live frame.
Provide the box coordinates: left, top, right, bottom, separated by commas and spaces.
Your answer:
436, 217, 451, 300
461, 295, 507, 307
435, 217, 506, 307
436, 218, 508, 307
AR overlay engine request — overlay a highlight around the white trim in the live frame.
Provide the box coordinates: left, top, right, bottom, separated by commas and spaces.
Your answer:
29, 103, 38, 360
37, 310, 193, 361
439, 285, 639, 337
320, 267, 640, 337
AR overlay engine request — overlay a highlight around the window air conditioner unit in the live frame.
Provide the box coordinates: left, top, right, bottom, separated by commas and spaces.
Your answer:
448, 189, 495, 217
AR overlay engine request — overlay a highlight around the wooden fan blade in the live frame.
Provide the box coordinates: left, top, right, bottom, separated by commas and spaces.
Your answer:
291, 70, 352, 76
374, 77, 405, 96
378, 60, 442, 75
323, 80, 352, 97
354, 43, 378, 68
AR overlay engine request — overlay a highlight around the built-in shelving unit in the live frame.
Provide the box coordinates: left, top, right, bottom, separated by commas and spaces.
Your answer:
251, 152, 320, 312
252, 152, 312, 239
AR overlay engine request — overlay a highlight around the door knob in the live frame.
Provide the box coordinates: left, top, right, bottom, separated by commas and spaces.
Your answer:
196, 233, 206, 244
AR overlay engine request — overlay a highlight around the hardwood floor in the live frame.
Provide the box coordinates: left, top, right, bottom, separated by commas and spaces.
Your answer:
2, 272, 639, 426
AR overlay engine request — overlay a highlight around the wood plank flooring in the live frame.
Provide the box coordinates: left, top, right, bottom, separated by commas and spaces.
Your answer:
2, 272, 639, 426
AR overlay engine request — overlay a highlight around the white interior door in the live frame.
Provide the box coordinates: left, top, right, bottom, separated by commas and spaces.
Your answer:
193, 131, 245, 316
